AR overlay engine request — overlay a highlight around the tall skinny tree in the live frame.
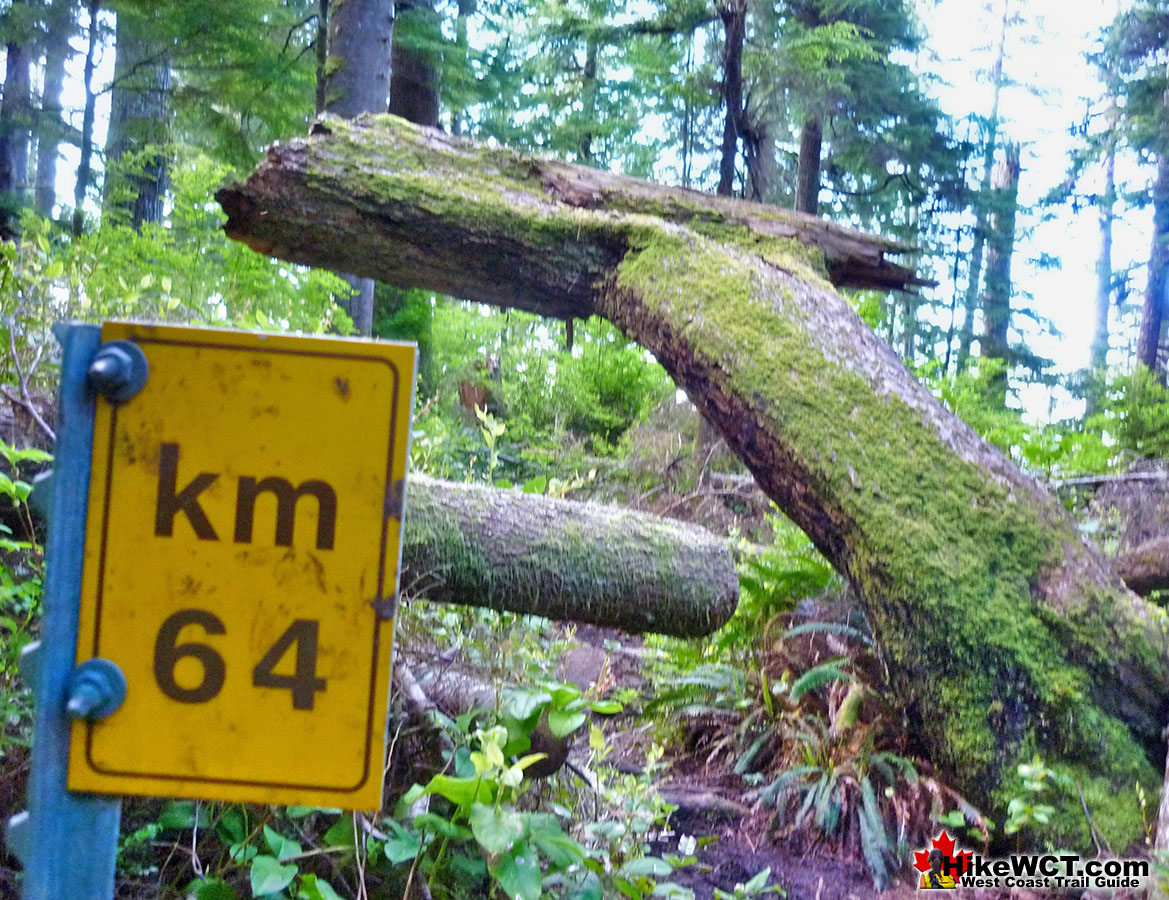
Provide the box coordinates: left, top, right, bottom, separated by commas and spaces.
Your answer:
0, 0, 33, 239
979, 143, 1021, 407
34, 0, 73, 218
324, 0, 394, 335
103, 4, 173, 229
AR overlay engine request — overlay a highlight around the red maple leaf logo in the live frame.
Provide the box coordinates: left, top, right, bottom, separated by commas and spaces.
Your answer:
913, 830, 968, 884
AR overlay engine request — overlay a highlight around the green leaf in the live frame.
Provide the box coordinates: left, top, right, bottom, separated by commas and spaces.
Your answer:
588, 699, 623, 714
322, 815, 355, 848
422, 773, 491, 808
743, 867, 772, 891
789, 659, 849, 701
522, 475, 547, 494
504, 688, 551, 722
190, 878, 240, 900
568, 871, 603, 900
383, 821, 423, 865
217, 807, 248, 845
470, 802, 524, 853
249, 855, 297, 897
489, 840, 542, 900
528, 820, 585, 870
263, 824, 302, 860
229, 843, 258, 863
393, 783, 426, 817
541, 681, 582, 707
414, 812, 472, 841
297, 874, 344, 900
158, 800, 202, 830
284, 806, 316, 818
547, 708, 586, 738
619, 857, 673, 877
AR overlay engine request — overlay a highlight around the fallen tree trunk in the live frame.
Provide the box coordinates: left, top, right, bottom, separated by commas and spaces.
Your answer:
8, 378, 739, 636
402, 475, 738, 636
1115, 536, 1169, 597
218, 114, 1169, 848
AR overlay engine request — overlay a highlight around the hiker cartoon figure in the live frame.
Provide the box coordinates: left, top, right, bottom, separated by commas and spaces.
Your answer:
919, 849, 957, 889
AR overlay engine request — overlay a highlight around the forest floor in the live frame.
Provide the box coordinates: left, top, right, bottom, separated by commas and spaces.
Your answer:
562, 618, 1138, 900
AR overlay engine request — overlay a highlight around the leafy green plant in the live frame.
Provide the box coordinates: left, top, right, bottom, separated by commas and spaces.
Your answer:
1003, 756, 1074, 838
0, 439, 49, 753
712, 867, 784, 899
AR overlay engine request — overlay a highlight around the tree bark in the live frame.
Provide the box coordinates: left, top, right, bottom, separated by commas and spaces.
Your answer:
71, 0, 100, 238
0, 0, 32, 240
103, 8, 172, 229
403, 476, 737, 636
389, 0, 440, 129
716, 0, 745, 197
795, 115, 822, 215
956, 0, 1009, 373
979, 143, 1021, 408
315, 0, 329, 116
33, 0, 72, 219
1114, 536, 1169, 598
217, 116, 1169, 847
324, 0, 393, 336
1138, 144, 1169, 381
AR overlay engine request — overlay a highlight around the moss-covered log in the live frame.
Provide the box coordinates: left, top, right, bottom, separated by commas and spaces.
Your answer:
217, 114, 1169, 847
1115, 536, 1169, 597
403, 475, 738, 636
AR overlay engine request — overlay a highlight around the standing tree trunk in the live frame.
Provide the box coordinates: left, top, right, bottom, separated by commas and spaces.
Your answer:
71, 0, 100, 238
449, 0, 474, 135
577, 32, 599, 164
219, 118, 1169, 850
389, 0, 440, 129
1138, 151, 1169, 381
315, 0, 329, 115
794, 114, 822, 215
0, 0, 32, 240
957, 0, 1009, 372
1138, 66, 1169, 382
103, 8, 172, 229
324, 0, 394, 336
716, 0, 745, 197
34, 0, 73, 219
979, 143, 1021, 408
1087, 115, 1117, 415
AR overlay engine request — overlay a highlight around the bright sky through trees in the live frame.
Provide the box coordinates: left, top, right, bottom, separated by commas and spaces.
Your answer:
921, 0, 1145, 418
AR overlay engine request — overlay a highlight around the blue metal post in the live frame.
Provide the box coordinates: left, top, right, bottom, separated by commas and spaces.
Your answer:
7, 323, 122, 900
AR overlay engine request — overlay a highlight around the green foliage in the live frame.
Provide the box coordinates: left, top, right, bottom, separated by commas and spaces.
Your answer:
0, 156, 349, 385
1002, 756, 1075, 839
721, 513, 842, 656
0, 438, 47, 755
712, 867, 784, 899
1102, 367, 1169, 459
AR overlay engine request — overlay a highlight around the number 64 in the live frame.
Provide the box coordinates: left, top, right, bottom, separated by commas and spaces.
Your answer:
152, 609, 327, 710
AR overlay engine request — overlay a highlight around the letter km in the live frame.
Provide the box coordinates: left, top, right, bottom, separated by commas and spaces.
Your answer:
154, 443, 337, 549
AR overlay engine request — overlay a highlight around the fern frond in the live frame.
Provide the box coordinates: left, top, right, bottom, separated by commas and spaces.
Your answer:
790, 659, 849, 701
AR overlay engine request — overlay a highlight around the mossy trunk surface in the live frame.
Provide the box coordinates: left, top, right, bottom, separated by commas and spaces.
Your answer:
403, 476, 738, 637
217, 114, 1169, 847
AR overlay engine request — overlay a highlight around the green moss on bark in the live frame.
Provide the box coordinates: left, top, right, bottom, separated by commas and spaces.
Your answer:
610, 229, 1164, 849
231, 116, 1166, 849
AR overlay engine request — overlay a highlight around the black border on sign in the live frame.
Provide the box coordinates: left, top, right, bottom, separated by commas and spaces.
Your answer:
84, 336, 402, 796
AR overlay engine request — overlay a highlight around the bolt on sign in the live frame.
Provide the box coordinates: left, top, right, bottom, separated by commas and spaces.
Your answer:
68, 322, 416, 809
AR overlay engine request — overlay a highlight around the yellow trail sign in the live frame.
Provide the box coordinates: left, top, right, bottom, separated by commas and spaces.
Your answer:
68, 322, 416, 809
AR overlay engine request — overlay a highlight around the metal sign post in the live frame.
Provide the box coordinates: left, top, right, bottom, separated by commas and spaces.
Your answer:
6, 323, 145, 900
6, 321, 416, 898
